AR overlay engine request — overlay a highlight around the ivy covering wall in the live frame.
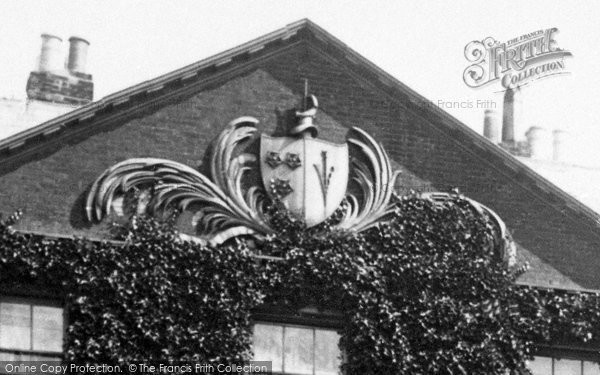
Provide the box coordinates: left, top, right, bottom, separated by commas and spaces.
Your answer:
0, 195, 599, 374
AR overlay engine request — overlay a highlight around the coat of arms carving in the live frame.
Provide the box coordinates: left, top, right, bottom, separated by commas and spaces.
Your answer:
260, 134, 348, 227
86, 94, 400, 245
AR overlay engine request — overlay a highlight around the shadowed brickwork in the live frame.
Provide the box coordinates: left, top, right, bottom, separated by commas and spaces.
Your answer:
0, 26, 596, 289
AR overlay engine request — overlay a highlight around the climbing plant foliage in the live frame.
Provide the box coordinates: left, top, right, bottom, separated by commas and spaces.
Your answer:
0, 194, 599, 374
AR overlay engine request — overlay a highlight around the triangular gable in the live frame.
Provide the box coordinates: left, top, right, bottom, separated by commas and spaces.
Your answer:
0, 20, 598, 289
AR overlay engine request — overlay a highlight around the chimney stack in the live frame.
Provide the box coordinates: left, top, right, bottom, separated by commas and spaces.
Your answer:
38, 34, 63, 72
552, 129, 567, 162
502, 87, 522, 144
67, 36, 90, 74
483, 109, 501, 143
526, 126, 551, 160
27, 33, 93, 105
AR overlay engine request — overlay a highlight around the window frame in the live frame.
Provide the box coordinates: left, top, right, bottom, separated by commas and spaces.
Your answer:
252, 321, 342, 375
252, 305, 343, 331
252, 307, 344, 375
535, 344, 599, 363
0, 295, 66, 360
525, 345, 600, 375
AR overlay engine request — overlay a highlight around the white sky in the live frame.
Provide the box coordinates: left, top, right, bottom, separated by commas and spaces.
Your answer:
1, 1, 599, 166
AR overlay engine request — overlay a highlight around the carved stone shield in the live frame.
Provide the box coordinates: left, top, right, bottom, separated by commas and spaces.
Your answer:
260, 134, 349, 227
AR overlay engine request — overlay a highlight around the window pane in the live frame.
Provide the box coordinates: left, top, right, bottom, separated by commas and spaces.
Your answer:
584, 361, 600, 375
0, 351, 61, 362
284, 327, 313, 375
32, 306, 63, 352
554, 358, 582, 375
28, 353, 62, 362
528, 356, 552, 375
253, 324, 283, 372
315, 329, 341, 375
0, 351, 31, 361
0, 303, 31, 350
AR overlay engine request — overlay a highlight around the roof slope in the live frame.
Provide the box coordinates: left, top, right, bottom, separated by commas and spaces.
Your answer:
0, 19, 598, 289
1, 20, 597, 225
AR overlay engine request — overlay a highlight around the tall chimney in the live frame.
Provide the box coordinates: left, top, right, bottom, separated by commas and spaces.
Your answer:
502, 87, 522, 144
526, 126, 551, 159
27, 34, 93, 106
38, 34, 63, 72
553, 129, 567, 162
67, 36, 90, 74
483, 109, 501, 143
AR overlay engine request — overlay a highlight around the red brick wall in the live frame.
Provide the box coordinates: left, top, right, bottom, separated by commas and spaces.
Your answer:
0, 69, 364, 236
0, 41, 598, 289
27, 71, 93, 105
260, 44, 600, 289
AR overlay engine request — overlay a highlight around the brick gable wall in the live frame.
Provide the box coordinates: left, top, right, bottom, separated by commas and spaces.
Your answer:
0, 41, 597, 288
259, 44, 600, 289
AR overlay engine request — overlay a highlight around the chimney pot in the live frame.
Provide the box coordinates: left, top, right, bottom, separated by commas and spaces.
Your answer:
502, 87, 522, 144
67, 36, 90, 74
483, 109, 501, 143
552, 129, 567, 162
38, 34, 63, 72
526, 126, 552, 160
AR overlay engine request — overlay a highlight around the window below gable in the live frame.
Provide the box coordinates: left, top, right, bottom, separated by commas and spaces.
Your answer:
527, 356, 600, 375
253, 322, 341, 375
0, 298, 63, 361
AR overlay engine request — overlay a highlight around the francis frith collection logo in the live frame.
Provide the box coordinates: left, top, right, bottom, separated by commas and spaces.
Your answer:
463, 28, 572, 89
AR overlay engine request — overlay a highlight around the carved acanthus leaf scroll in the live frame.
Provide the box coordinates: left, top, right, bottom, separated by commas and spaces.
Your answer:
334, 127, 400, 232
86, 117, 273, 245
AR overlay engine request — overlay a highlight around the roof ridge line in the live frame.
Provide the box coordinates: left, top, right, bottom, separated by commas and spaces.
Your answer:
300, 38, 600, 228
0, 19, 314, 152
